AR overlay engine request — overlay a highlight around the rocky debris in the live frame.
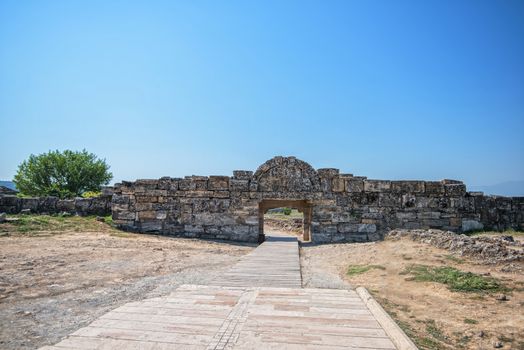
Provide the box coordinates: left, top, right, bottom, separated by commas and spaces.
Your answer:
0, 212, 6, 223
265, 217, 303, 235
493, 341, 503, 348
495, 294, 509, 301
386, 229, 524, 264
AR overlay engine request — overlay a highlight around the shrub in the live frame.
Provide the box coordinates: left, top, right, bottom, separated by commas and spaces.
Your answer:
282, 207, 292, 215
82, 191, 101, 198
14, 149, 112, 199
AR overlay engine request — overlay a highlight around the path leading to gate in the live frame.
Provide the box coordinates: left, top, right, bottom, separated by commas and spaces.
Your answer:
41, 233, 413, 350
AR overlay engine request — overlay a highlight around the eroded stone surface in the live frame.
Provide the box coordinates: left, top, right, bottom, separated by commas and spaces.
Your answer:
111, 156, 524, 243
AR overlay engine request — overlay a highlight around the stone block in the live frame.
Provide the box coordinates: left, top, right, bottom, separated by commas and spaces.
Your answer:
21, 198, 39, 211
113, 210, 135, 220
317, 168, 339, 178
358, 223, 376, 233
417, 211, 441, 219
138, 210, 157, 220
345, 179, 364, 192
331, 178, 345, 192
345, 233, 369, 242
379, 193, 401, 207
445, 184, 466, 196
338, 223, 359, 233
230, 179, 249, 192
364, 180, 391, 192
462, 219, 484, 232
396, 212, 417, 220
441, 179, 463, 185
233, 170, 253, 180
185, 224, 204, 233
135, 179, 158, 188
136, 195, 158, 203
140, 220, 163, 232
208, 176, 229, 190
425, 181, 445, 194
156, 211, 167, 220
112, 194, 131, 205
178, 179, 196, 191
57, 199, 75, 212
391, 181, 425, 193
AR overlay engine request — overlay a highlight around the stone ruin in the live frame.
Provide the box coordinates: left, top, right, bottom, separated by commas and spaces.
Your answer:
111, 156, 524, 243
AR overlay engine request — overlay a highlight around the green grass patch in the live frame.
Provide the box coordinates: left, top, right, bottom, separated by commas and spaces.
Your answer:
444, 254, 465, 264
402, 264, 506, 293
2, 214, 116, 235
347, 264, 386, 276
463, 318, 478, 324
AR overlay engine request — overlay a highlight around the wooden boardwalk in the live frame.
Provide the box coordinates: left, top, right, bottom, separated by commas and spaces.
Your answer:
210, 234, 301, 288
41, 233, 404, 349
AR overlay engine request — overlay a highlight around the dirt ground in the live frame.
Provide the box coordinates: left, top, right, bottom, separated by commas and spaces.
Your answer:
301, 236, 524, 350
0, 216, 254, 350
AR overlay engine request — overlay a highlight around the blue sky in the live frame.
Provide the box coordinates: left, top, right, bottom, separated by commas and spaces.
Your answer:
1, 0, 523, 193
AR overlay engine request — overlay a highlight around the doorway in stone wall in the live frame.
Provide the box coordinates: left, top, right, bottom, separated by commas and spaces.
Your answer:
258, 200, 312, 243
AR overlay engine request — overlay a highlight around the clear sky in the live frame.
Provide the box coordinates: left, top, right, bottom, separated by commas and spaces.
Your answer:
1, 0, 523, 192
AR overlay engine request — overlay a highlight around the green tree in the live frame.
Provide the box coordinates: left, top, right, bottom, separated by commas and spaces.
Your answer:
13, 150, 113, 198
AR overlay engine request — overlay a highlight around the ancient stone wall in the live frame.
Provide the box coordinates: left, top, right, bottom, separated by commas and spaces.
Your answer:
0, 187, 113, 216
111, 156, 524, 243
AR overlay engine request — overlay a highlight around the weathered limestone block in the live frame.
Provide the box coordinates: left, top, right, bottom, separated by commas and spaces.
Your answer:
462, 219, 484, 232
208, 176, 229, 190
346, 179, 364, 192
391, 181, 425, 193
178, 179, 196, 191
57, 199, 75, 212
396, 212, 417, 220
425, 181, 445, 194
338, 223, 359, 233
317, 168, 339, 178
21, 198, 39, 211
378, 193, 401, 207
331, 178, 345, 192
230, 179, 249, 192
233, 170, 253, 180
445, 184, 466, 196
136, 195, 158, 203
417, 211, 441, 219
135, 179, 159, 189
358, 223, 376, 233
112, 194, 131, 205
182, 190, 212, 198
364, 180, 391, 192
113, 210, 135, 220
140, 220, 163, 232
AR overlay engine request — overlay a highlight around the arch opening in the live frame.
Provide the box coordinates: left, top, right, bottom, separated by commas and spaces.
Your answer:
258, 199, 312, 243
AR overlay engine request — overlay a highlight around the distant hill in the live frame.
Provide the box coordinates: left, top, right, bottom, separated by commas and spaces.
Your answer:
0, 181, 16, 190
469, 181, 524, 197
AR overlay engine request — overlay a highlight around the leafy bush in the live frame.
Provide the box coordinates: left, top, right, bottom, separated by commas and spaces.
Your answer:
282, 207, 292, 215
82, 191, 101, 198
14, 149, 112, 199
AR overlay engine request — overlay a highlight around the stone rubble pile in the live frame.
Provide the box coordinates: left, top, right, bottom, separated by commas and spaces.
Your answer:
386, 229, 524, 264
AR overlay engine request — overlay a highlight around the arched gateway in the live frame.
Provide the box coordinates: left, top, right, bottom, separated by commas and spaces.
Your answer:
112, 156, 524, 243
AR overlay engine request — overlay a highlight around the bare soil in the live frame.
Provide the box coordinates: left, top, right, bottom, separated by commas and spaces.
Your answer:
301, 235, 524, 350
0, 217, 253, 350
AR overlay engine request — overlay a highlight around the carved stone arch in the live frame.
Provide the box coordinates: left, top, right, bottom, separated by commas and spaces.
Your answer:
254, 156, 320, 192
